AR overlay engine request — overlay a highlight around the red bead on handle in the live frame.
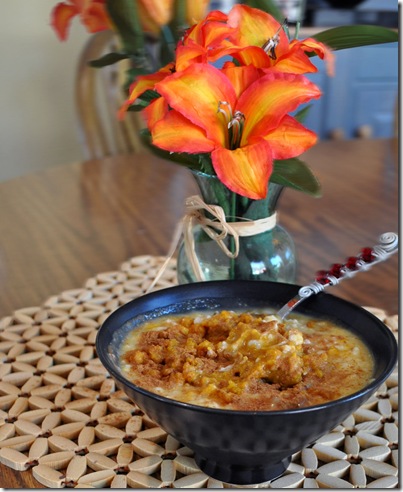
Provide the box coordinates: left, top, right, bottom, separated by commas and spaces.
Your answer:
278, 232, 398, 320
315, 247, 377, 285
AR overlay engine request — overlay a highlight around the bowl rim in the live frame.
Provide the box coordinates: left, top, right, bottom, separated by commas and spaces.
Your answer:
96, 280, 398, 417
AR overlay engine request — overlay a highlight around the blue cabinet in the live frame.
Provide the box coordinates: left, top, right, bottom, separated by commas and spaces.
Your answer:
303, 42, 398, 139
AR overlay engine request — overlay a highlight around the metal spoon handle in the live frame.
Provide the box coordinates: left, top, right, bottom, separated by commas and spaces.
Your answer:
277, 232, 398, 320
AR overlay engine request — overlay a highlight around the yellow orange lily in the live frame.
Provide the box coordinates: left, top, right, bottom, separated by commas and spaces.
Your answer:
118, 62, 175, 118
149, 64, 321, 199
226, 4, 334, 75
175, 10, 236, 71
138, 0, 209, 33
186, 0, 210, 25
50, 0, 181, 40
137, 0, 174, 34
50, 0, 112, 41
120, 9, 234, 113
119, 10, 234, 117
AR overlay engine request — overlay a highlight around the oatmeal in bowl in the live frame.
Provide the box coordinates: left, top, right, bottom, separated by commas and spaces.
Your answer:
120, 309, 374, 411
96, 280, 397, 485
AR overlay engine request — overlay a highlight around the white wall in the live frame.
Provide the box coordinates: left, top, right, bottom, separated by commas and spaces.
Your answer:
0, 0, 89, 182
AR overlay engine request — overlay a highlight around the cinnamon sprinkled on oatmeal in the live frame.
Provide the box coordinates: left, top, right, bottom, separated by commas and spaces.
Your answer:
121, 311, 374, 411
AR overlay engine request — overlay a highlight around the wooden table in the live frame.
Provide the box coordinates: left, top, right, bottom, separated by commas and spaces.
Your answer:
0, 138, 398, 487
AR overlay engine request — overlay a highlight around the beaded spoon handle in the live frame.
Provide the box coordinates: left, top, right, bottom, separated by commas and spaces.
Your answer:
277, 232, 398, 320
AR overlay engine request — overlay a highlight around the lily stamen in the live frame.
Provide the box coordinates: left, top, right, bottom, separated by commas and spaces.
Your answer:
217, 102, 245, 150
229, 111, 245, 149
217, 101, 233, 123
228, 111, 245, 130
262, 18, 288, 60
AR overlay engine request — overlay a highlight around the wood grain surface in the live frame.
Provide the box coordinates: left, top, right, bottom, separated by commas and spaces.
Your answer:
0, 138, 398, 487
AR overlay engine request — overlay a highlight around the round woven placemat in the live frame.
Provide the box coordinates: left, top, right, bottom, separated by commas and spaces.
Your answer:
0, 256, 398, 488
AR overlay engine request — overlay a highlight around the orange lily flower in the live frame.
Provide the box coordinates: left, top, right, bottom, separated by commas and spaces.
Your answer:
138, 0, 174, 34
175, 10, 237, 71
51, 0, 112, 41
186, 0, 210, 25
119, 10, 235, 113
118, 62, 175, 118
138, 0, 211, 35
140, 0, 173, 26
139, 0, 209, 33
149, 64, 321, 199
226, 4, 334, 75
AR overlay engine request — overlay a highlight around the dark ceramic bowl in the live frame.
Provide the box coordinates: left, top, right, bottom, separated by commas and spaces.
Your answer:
96, 281, 397, 485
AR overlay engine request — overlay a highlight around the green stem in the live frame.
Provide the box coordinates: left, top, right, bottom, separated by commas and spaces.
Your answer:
105, 0, 144, 54
295, 21, 301, 40
169, 0, 187, 42
228, 192, 237, 279
160, 25, 176, 65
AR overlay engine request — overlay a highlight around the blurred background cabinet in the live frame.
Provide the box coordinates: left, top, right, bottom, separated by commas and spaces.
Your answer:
303, 42, 398, 140
305, 0, 397, 29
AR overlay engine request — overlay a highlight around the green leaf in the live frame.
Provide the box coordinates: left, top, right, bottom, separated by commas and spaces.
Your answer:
122, 67, 153, 91
313, 25, 398, 51
89, 52, 130, 68
197, 154, 215, 175
139, 130, 204, 170
242, 0, 284, 23
241, 197, 271, 221
105, 0, 145, 54
127, 90, 160, 111
138, 89, 160, 103
271, 158, 321, 196
294, 105, 312, 124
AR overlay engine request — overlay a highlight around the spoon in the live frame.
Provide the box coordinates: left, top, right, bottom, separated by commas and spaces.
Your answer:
277, 232, 398, 320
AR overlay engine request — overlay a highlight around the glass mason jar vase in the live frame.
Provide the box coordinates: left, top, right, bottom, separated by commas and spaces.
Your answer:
177, 170, 297, 283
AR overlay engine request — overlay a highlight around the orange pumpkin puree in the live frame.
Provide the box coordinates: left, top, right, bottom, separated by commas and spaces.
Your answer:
121, 310, 374, 411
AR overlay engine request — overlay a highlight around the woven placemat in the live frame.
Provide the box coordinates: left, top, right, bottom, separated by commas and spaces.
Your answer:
0, 256, 398, 488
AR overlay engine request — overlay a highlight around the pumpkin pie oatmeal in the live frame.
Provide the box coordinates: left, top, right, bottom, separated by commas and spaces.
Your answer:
121, 310, 374, 411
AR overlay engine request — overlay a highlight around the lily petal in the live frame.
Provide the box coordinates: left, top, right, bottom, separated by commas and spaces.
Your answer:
265, 115, 317, 160
184, 10, 229, 46
227, 4, 288, 52
176, 40, 207, 71
81, 2, 111, 33
289, 38, 335, 76
119, 62, 175, 118
272, 48, 319, 74
139, 0, 174, 27
50, 3, 78, 40
179, 11, 237, 69
186, 0, 211, 24
238, 72, 321, 144
212, 139, 273, 199
221, 64, 261, 99
155, 64, 237, 148
152, 110, 216, 153
143, 97, 168, 129
137, 2, 162, 33
201, 18, 236, 48
230, 46, 272, 69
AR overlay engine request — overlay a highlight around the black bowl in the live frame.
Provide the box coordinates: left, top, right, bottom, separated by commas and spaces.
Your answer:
96, 281, 397, 485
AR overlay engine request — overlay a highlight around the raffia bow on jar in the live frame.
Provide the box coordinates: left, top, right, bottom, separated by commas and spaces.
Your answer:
147, 193, 280, 291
